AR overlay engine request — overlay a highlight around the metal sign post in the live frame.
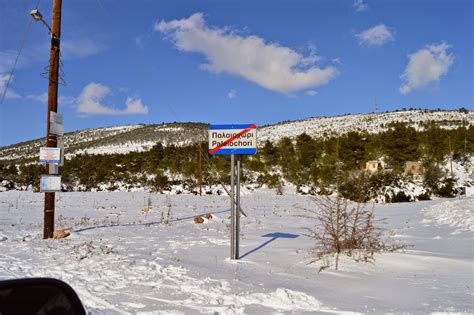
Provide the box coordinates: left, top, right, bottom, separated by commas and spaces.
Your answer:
229, 154, 242, 260
209, 124, 256, 260
230, 154, 236, 259
235, 155, 241, 259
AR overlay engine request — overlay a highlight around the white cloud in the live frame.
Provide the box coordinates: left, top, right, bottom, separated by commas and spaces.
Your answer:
400, 43, 454, 94
0, 48, 41, 73
59, 95, 77, 107
27, 92, 48, 103
354, 0, 369, 12
305, 90, 317, 97
155, 13, 337, 94
0, 74, 21, 99
227, 89, 237, 99
301, 42, 321, 65
27, 92, 76, 106
76, 82, 148, 115
356, 24, 394, 46
77, 83, 114, 114
61, 39, 104, 59
124, 96, 148, 114
0, 51, 17, 73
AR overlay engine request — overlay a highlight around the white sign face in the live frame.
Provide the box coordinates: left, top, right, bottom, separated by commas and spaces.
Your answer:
39, 147, 61, 164
48, 164, 59, 175
208, 124, 257, 155
40, 175, 61, 192
50, 112, 64, 136
50, 112, 63, 124
50, 122, 64, 136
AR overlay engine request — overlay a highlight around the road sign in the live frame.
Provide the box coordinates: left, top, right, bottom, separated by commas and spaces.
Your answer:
208, 124, 256, 260
40, 175, 61, 192
39, 147, 61, 164
208, 124, 257, 155
50, 123, 64, 136
50, 112, 64, 136
50, 111, 63, 124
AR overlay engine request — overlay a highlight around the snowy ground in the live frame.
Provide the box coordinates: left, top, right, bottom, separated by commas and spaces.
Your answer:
0, 190, 473, 314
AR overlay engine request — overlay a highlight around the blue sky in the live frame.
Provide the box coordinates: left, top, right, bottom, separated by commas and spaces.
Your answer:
0, 0, 472, 146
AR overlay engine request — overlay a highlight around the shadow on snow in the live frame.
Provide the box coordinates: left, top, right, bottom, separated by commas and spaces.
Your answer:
73, 208, 231, 234
240, 232, 300, 259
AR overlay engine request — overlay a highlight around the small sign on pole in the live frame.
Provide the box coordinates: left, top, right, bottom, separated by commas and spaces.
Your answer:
39, 147, 61, 164
40, 175, 61, 192
50, 112, 64, 136
50, 111, 63, 124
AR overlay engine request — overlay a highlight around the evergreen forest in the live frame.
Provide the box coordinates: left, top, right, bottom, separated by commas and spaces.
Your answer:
1, 122, 472, 202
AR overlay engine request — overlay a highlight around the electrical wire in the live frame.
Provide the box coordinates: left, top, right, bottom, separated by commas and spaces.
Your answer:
0, 0, 42, 105
0, 19, 33, 105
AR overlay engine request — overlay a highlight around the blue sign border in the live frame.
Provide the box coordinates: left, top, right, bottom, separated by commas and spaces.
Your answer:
211, 148, 257, 155
209, 124, 254, 130
40, 159, 61, 164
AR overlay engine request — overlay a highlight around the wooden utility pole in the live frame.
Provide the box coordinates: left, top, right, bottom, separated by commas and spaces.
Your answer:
44, 0, 62, 239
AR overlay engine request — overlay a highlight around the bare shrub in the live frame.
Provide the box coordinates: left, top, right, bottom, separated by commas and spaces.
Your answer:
78, 215, 91, 227
141, 207, 151, 220
306, 193, 404, 270
140, 194, 153, 220
72, 241, 115, 260
160, 196, 173, 225
275, 181, 284, 195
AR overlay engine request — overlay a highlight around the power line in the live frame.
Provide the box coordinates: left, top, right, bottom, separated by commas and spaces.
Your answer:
0, 0, 42, 105
0, 20, 33, 104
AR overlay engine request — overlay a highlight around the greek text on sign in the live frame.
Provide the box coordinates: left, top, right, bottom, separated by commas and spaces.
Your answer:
39, 147, 61, 164
209, 124, 257, 155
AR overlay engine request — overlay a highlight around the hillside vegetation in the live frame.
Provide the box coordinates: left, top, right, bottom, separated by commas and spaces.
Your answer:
1, 109, 471, 163
1, 109, 472, 202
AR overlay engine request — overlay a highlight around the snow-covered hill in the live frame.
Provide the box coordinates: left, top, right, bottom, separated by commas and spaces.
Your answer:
0, 109, 471, 162
0, 123, 208, 162
258, 109, 472, 142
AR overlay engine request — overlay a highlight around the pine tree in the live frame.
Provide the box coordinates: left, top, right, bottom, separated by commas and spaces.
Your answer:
381, 122, 420, 171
